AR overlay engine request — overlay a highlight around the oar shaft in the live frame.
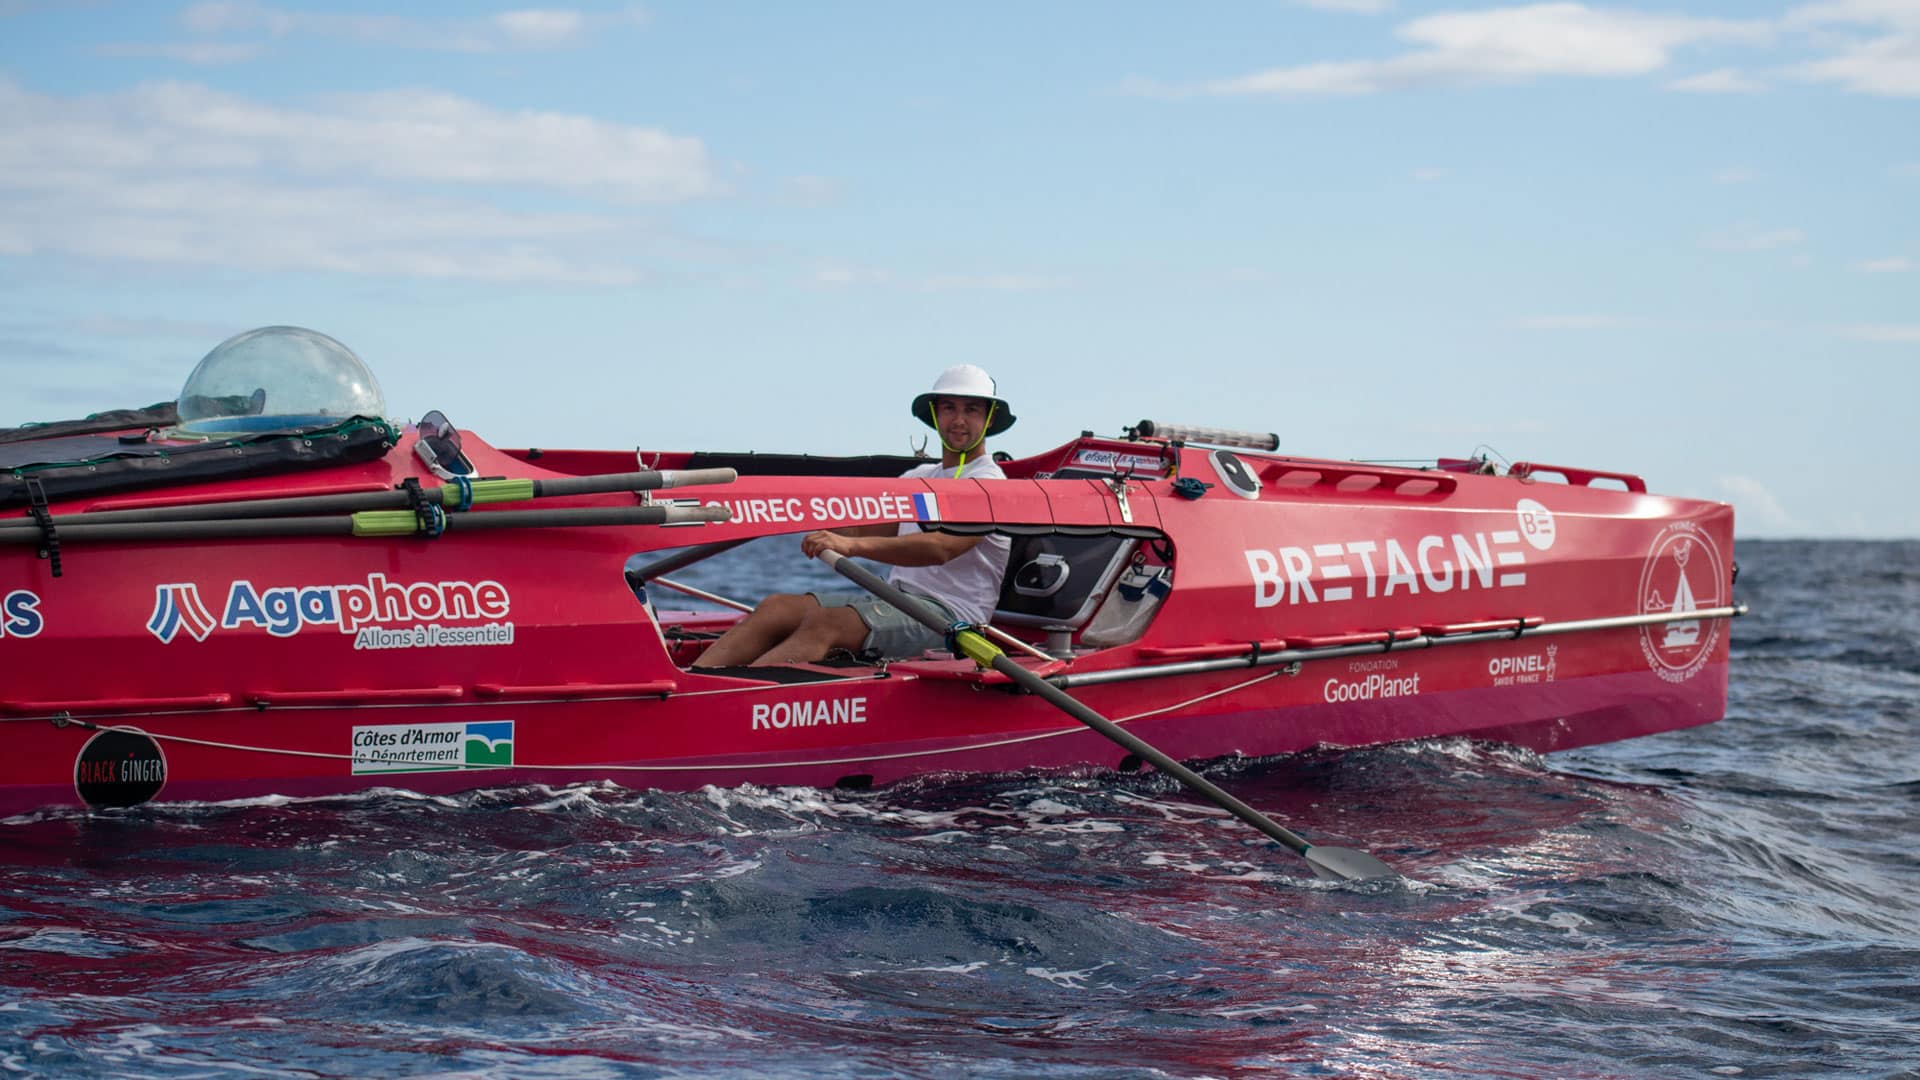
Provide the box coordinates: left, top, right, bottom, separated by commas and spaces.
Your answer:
393, 505, 728, 532
984, 651, 1313, 855
818, 549, 1313, 856
0, 504, 728, 544
6, 467, 739, 526
626, 538, 752, 582
535, 467, 737, 498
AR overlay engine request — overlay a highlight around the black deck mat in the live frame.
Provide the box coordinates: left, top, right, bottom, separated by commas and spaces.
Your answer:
687, 665, 861, 684
1, 417, 396, 510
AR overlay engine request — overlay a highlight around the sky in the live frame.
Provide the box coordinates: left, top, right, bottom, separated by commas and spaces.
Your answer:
0, 0, 1914, 538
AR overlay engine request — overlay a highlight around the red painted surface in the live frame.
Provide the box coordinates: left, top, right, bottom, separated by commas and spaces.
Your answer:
0, 427, 1738, 814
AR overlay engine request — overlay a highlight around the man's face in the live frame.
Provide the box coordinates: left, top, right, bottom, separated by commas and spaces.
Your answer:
933, 395, 991, 450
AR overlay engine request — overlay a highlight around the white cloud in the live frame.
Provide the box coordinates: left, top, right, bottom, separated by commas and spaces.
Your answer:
1669, 67, 1765, 92
1853, 255, 1914, 271
775, 175, 844, 208
1713, 167, 1758, 184
0, 76, 717, 283
0, 77, 714, 203
1896, 161, 1920, 176
9, 174, 651, 284
178, 2, 645, 53
1795, 37, 1920, 95
1717, 475, 1793, 530
1411, 166, 1447, 181
1184, 3, 1767, 97
94, 41, 264, 64
1789, 0, 1920, 22
492, 9, 592, 48
64, 315, 241, 340
1703, 222, 1805, 252
1786, 0, 1920, 95
1839, 323, 1920, 341
1293, 0, 1393, 12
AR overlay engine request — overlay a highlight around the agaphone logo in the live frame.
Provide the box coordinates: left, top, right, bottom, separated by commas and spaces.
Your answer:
147, 574, 514, 650
1, 589, 44, 639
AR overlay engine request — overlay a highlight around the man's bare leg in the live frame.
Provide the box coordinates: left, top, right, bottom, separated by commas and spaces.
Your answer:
753, 606, 870, 665
693, 593, 815, 668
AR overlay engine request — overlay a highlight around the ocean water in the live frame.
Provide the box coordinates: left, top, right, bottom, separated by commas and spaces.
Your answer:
1, 539, 1914, 1079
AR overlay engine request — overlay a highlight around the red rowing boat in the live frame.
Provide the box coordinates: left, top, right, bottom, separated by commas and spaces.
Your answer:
1, 328, 1742, 818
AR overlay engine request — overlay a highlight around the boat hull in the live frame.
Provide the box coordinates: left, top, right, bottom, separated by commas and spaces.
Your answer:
1, 429, 1738, 816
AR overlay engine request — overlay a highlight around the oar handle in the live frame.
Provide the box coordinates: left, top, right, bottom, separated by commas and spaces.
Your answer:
815, 549, 1318, 857
349, 504, 730, 535
520, 467, 737, 501
660, 467, 738, 489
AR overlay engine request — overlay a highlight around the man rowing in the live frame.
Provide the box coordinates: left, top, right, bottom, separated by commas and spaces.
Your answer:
693, 365, 1014, 668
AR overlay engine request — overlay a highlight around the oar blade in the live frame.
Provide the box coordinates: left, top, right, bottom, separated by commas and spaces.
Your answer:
1304, 845, 1398, 883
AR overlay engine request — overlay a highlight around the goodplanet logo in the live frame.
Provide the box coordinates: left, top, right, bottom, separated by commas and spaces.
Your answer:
1323, 672, 1422, 703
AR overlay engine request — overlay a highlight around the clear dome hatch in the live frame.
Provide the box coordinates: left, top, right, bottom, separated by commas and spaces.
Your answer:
177, 326, 386, 434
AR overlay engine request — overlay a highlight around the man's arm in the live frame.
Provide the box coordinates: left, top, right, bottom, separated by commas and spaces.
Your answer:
801, 528, 982, 567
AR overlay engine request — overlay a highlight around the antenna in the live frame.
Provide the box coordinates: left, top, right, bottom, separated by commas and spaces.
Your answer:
1128, 419, 1278, 452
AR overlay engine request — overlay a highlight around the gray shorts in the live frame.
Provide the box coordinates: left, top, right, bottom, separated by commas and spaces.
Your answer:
811, 589, 959, 660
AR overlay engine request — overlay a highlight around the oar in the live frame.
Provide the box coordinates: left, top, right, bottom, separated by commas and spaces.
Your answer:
0, 504, 729, 545
817, 549, 1398, 883
5, 467, 737, 527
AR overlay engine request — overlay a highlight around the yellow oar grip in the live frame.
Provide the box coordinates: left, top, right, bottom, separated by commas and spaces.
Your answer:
953, 629, 1004, 668
351, 510, 425, 537
461, 478, 536, 505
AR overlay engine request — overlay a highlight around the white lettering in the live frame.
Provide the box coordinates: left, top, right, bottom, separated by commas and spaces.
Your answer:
1346, 541, 1379, 598
752, 696, 868, 731
1322, 672, 1422, 703
1245, 528, 1534, 607
1454, 533, 1494, 591
1417, 536, 1453, 592
1313, 543, 1354, 603
1384, 539, 1419, 597
1246, 550, 1284, 608
1280, 546, 1317, 604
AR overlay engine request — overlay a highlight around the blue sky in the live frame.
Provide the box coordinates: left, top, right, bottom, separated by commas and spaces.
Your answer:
1, 0, 1913, 537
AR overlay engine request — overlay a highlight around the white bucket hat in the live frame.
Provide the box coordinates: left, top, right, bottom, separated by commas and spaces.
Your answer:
910, 364, 1016, 437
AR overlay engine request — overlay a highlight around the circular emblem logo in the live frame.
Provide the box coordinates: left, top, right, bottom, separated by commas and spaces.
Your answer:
74, 728, 167, 809
1637, 524, 1726, 683
1516, 498, 1556, 551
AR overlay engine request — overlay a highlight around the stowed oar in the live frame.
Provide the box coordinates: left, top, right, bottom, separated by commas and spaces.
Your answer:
817, 549, 1398, 883
0, 504, 729, 545
6, 467, 739, 527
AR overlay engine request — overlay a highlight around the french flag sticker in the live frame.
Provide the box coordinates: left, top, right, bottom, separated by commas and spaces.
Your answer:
912, 492, 940, 521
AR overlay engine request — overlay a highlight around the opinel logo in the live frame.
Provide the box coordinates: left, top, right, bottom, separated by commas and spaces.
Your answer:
1637, 523, 1725, 683
148, 584, 217, 644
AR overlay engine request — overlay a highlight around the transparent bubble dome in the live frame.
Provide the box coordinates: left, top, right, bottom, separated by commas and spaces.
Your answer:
177, 326, 386, 434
